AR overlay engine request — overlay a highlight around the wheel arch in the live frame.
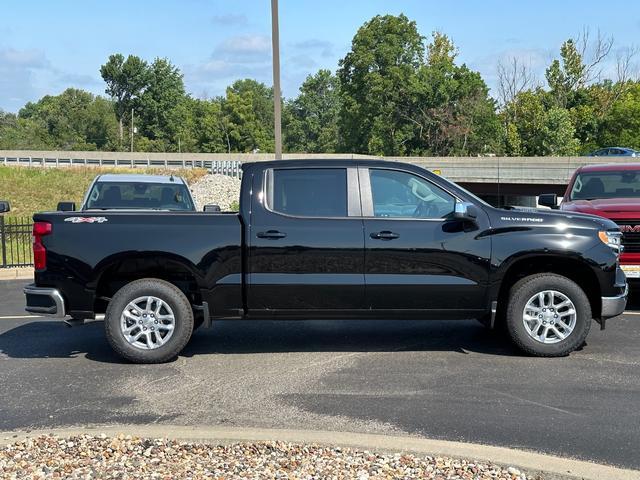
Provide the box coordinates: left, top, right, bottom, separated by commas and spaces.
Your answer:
494, 254, 602, 325
93, 252, 205, 313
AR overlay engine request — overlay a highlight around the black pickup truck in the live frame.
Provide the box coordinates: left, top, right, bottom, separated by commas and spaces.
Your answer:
24, 160, 628, 363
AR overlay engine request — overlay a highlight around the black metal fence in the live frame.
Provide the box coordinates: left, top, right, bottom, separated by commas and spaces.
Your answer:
0, 217, 33, 267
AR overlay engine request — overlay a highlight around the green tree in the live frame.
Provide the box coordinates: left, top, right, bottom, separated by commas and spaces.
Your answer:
338, 14, 424, 155
222, 79, 274, 152
100, 54, 149, 148
191, 98, 228, 153
284, 69, 340, 153
407, 32, 501, 155
545, 39, 586, 108
14, 88, 118, 150
136, 58, 188, 151
504, 90, 579, 156
597, 82, 640, 149
0, 116, 54, 150
541, 107, 580, 155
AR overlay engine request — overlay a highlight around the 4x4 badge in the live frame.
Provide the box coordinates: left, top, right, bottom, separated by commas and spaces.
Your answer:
64, 217, 108, 224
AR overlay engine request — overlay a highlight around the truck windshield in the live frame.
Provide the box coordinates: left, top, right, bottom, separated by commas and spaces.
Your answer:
570, 171, 640, 200
85, 182, 194, 211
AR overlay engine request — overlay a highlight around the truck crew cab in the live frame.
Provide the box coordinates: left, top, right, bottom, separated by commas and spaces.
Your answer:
24, 160, 628, 363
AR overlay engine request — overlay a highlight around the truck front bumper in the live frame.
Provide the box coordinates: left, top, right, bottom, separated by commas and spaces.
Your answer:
24, 284, 66, 318
601, 284, 628, 319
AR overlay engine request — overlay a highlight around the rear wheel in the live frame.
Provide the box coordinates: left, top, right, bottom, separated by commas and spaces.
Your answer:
105, 278, 194, 363
506, 274, 591, 357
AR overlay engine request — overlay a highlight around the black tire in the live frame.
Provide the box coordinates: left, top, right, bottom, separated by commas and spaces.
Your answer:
105, 278, 194, 363
506, 274, 591, 357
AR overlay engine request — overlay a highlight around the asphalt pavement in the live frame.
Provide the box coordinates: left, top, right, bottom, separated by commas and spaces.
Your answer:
1, 279, 639, 470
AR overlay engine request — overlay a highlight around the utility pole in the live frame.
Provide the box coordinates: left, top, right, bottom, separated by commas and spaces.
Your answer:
130, 107, 134, 153
271, 0, 282, 160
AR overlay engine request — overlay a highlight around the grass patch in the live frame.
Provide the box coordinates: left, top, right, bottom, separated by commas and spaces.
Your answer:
0, 165, 209, 218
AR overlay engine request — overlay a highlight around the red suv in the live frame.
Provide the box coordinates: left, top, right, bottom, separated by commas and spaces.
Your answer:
540, 164, 640, 279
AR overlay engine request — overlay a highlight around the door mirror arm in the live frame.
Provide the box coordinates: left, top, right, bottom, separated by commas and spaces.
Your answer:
538, 194, 559, 209
57, 201, 76, 212
203, 204, 221, 212
453, 201, 478, 220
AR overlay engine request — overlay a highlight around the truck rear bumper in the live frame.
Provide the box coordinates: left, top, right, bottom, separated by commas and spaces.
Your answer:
601, 284, 628, 319
24, 284, 66, 318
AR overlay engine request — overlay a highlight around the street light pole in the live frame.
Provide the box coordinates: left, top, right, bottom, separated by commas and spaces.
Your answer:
271, 0, 282, 160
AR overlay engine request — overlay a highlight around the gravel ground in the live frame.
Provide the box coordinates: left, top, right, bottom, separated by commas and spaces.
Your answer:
189, 174, 241, 211
0, 434, 534, 479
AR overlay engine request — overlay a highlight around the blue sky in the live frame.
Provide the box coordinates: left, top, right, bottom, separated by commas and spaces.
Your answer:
1, 0, 639, 112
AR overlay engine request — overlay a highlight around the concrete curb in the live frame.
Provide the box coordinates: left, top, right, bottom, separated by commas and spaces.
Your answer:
0, 267, 33, 280
0, 425, 637, 480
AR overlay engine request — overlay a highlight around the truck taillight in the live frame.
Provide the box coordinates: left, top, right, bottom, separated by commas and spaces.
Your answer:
33, 221, 52, 270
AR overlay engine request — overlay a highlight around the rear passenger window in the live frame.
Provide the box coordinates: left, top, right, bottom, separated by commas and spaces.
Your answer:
266, 168, 347, 217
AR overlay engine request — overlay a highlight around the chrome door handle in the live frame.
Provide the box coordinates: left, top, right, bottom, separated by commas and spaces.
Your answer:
257, 230, 287, 239
370, 231, 399, 240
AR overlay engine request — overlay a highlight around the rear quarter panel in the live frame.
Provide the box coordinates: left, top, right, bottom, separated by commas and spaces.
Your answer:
33, 212, 243, 315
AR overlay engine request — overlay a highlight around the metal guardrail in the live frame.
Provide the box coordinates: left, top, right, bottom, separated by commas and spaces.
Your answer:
2, 151, 623, 185
1, 156, 216, 169
2, 156, 244, 178
210, 160, 243, 178
0, 217, 33, 268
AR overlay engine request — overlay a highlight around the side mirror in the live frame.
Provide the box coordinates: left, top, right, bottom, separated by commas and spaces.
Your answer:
538, 194, 558, 209
57, 201, 76, 212
0, 201, 10, 213
453, 201, 477, 220
203, 204, 221, 213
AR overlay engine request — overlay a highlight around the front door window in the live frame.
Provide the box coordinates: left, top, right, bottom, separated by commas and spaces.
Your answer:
369, 169, 455, 219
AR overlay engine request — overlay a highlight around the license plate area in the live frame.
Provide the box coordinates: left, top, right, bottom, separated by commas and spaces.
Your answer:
621, 264, 640, 278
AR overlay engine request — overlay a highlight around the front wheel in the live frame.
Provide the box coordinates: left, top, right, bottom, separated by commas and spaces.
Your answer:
105, 278, 194, 363
506, 274, 591, 357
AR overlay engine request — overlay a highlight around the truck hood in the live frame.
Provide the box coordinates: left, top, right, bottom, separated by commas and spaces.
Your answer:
488, 205, 617, 231
563, 198, 640, 214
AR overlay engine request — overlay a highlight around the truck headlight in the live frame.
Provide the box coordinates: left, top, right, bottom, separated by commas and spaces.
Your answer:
598, 230, 623, 255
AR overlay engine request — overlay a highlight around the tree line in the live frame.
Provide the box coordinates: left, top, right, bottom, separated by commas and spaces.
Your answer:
0, 14, 638, 156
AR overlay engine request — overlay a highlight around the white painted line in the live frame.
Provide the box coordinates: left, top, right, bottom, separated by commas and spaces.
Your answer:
0, 315, 43, 320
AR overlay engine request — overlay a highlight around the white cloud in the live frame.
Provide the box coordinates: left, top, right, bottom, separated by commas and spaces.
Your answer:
0, 47, 104, 112
289, 54, 317, 69
0, 48, 49, 68
215, 34, 271, 58
183, 34, 273, 98
468, 46, 553, 96
183, 36, 338, 99
0, 48, 50, 111
292, 39, 334, 58
211, 14, 248, 26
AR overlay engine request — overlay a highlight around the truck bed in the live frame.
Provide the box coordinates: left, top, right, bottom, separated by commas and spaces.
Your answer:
31, 211, 243, 319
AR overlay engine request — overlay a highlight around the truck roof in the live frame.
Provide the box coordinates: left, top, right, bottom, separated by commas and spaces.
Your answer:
578, 163, 640, 173
96, 174, 186, 184
241, 159, 404, 170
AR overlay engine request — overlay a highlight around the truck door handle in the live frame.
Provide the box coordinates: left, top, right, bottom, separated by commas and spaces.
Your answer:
257, 230, 287, 239
370, 231, 400, 240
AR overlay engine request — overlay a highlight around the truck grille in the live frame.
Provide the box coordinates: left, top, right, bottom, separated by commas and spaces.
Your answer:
614, 220, 640, 253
